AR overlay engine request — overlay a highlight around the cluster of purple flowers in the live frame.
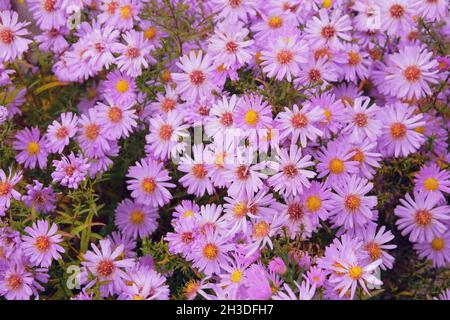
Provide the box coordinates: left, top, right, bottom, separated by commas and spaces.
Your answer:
0, 0, 449, 300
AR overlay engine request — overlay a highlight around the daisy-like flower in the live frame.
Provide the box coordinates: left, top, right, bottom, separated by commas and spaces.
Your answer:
309, 92, 345, 138
101, 70, 137, 105
0, 260, 34, 300
13, 127, 48, 170
179, 144, 215, 197
115, 198, 158, 240
82, 239, 134, 298
348, 139, 382, 180
23, 180, 57, 214
172, 51, 217, 102
380, 0, 414, 37
188, 229, 234, 276
120, 265, 170, 300
295, 56, 338, 87
304, 9, 351, 50
145, 111, 189, 160
165, 218, 198, 256
22, 220, 64, 267
0, 168, 22, 213
273, 280, 316, 300
261, 34, 308, 81
329, 247, 382, 300
411, 0, 448, 21
113, 0, 142, 31
77, 107, 112, 158
145, 86, 183, 118
276, 103, 324, 147
211, 0, 257, 23
342, 96, 382, 143
334, 43, 371, 82
384, 45, 439, 100
414, 232, 450, 268
414, 163, 450, 199
82, 24, 121, 71
116, 30, 152, 77
51, 152, 90, 189
45, 112, 78, 154
172, 200, 200, 220
268, 145, 316, 197
208, 22, 254, 68
281, 196, 314, 239
27, 0, 67, 30
316, 139, 359, 185
395, 191, 450, 243
251, 10, 298, 42
0, 10, 32, 62
35, 26, 69, 54
126, 158, 175, 207
217, 254, 251, 295
357, 224, 397, 270
205, 94, 237, 138
223, 157, 267, 198
379, 103, 426, 158
246, 213, 287, 257
97, 97, 138, 140
329, 175, 378, 230
234, 94, 273, 131
302, 181, 334, 227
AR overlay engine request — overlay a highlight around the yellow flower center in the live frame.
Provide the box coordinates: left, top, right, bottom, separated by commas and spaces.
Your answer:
230, 270, 243, 283
323, 109, 331, 122
142, 178, 156, 194
431, 237, 445, 251
27, 142, 40, 155
234, 202, 248, 218
344, 194, 361, 212
130, 210, 144, 224
133, 295, 144, 300
323, 0, 333, 8
245, 110, 259, 126
423, 178, 439, 191
120, 5, 132, 19
183, 210, 194, 218
144, 27, 157, 40
329, 158, 344, 174
116, 80, 129, 93
268, 16, 283, 29
203, 243, 218, 260
253, 221, 270, 238
348, 266, 363, 280
306, 196, 322, 212
34, 235, 51, 252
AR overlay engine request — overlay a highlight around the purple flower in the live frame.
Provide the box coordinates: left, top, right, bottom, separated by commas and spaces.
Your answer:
45, 112, 78, 154
51, 152, 90, 189
0, 168, 22, 214
114, 198, 158, 239
22, 220, 64, 267
96, 96, 138, 139
13, 127, 49, 170
0, 259, 34, 300
23, 180, 57, 214
0, 10, 32, 62
116, 30, 152, 77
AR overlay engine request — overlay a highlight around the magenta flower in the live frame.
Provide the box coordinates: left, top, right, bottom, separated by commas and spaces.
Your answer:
234, 94, 272, 131
77, 107, 112, 158
414, 232, 450, 268
101, 70, 137, 105
395, 191, 449, 243
414, 163, 450, 199
96, 97, 138, 140
23, 180, 57, 214
22, 220, 64, 267
126, 158, 175, 207
116, 30, 152, 77
45, 112, 78, 154
114, 198, 158, 240
0, 10, 32, 62
119, 265, 170, 300
0, 260, 34, 300
27, 0, 67, 31
13, 127, 49, 170
0, 168, 22, 214
51, 152, 90, 189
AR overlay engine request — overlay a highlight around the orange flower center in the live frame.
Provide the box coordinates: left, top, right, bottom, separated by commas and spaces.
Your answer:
365, 241, 382, 260
142, 178, 156, 194
344, 194, 361, 212
253, 221, 270, 238
283, 164, 298, 178
108, 106, 123, 123
329, 158, 344, 174
414, 209, 432, 226
390, 122, 407, 139
159, 124, 173, 140
203, 243, 218, 260
96, 259, 115, 277
268, 16, 283, 29
85, 124, 100, 140
7, 274, 22, 290
192, 164, 207, 179
34, 235, 51, 252
291, 113, 308, 128
403, 65, 421, 82
353, 113, 368, 127
130, 210, 144, 224
306, 195, 322, 212
189, 70, 205, 86
276, 50, 293, 64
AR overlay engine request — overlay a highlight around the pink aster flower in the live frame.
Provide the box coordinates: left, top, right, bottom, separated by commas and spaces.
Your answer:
261, 34, 308, 81
384, 45, 439, 100
145, 111, 189, 160
101, 70, 137, 105
357, 224, 397, 270
188, 229, 234, 276
205, 94, 237, 138
304, 8, 352, 50
77, 107, 112, 158
348, 139, 382, 180
276, 103, 324, 147
82, 239, 134, 298
268, 145, 316, 197
13, 127, 48, 170
165, 218, 198, 256
342, 96, 382, 143
116, 30, 152, 77
0, 10, 32, 62
96, 97, 138, 140
115, 198, 158, 240
234, 94, 273, 131
223, 157, 267, 198
179, 144, 215, 197
329, 175, 378, 230
334, 43, 371, 82
34, 26, 69, 54
380, 0, 414, 37
120, 265, 170, 300
414, 163, 450, 199
379, 103, 426, 158
309, 91, 345, 138
51, 152, 90, 189
22, 220, 64, 268
0, 168, 22, 214
315, 139, 360, 185
27, 0, 67, 30
23, 180, 57, 214
172, 51, 217, 102
411, 0, 448, 21
145, 85, 184, 118
395, 191, 450, 243
211, 0, 257, 23
302, 181, 334, 227
273, 279, 316, 300
251, 11, 298, 42
414, 232, 450, 268
295, 56, 338, 87
126, 158, 175, 207
0, 259, 34, 300
45, 112, 78, 154
208, 21, 254, 68
113, 0, 142, 31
